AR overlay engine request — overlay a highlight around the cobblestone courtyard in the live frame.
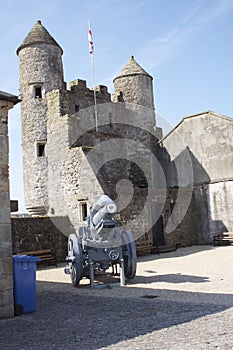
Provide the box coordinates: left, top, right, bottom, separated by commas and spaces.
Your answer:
1, 245, 233, 349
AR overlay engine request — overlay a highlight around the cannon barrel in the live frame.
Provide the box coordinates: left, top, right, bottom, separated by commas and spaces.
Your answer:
91, 195, 117, 227
65, 194, 137, 288
92, 195, 116, 211
92, 201, 117, 226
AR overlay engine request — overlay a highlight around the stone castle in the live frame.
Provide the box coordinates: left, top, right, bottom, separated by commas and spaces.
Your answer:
17, 20, 162, 243
16, 20, 233, 248
1, 19, 233, 319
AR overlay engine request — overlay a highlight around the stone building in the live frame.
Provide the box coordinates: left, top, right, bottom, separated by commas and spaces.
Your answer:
15, 20, 233, 251
16, 20, 162, 244
159, 111, 233, 246
0, 91, 20, 319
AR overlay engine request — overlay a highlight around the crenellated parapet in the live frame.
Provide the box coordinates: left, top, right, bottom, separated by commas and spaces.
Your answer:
68, 79, 111, 114
18, 21, 157, 220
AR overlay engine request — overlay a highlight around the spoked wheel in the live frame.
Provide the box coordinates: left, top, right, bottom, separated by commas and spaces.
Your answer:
122, 229, 137, 279
68, 234, 83, 287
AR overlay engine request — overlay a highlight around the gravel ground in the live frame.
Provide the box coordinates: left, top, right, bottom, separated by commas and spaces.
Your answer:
1, 245, 233, 350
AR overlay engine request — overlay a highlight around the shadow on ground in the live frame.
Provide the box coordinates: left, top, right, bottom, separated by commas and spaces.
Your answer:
0, 277, 233, 350
137, 244, 215, 263
134, 272, 210, 284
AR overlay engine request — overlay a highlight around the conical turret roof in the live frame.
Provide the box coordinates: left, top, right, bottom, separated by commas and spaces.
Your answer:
113, 55, 152, 82
17, 20, 63, 55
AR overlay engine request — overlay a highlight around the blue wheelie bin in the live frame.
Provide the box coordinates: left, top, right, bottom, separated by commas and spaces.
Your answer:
12, 255, 41, 315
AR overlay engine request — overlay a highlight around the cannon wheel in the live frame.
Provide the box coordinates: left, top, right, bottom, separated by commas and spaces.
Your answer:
122, 229, 137, 279
68, 234, 83, 287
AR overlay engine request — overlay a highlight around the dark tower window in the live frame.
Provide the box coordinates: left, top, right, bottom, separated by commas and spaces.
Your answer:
34, 86, 42, 98
109, 113, 113, 129
75, 104, 80, 113
80, 202, 87, 221
37, 143, 46, 157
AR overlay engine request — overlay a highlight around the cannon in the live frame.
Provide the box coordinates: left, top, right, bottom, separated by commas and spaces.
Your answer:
64, 195, 137, 288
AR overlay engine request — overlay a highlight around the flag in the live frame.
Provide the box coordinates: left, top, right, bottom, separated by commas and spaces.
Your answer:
88, 21, 94, 55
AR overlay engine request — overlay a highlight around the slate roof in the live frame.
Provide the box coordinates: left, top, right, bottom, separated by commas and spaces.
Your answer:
114, 55, 152, 82
17, 20, 63, 55
0, 91, 21, 104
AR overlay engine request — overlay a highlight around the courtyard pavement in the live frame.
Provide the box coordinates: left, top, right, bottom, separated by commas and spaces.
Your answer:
0, 245, 233, 349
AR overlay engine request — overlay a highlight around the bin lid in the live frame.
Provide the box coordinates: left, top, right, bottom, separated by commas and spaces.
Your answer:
13, 255, 41, 263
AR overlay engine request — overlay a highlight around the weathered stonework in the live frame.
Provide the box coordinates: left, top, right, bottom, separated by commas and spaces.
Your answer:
11, 216, 68, 262
45, 93, 161, 242
0, 92, 20, 319
159, 111, 233, 244
17, 21, 233, 252
17, 21, 65, 215
17, 21, 160, 245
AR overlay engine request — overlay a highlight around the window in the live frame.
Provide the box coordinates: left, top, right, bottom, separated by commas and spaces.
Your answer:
75, 104, 80, 113
109, 113, 113, 129
37, 143, 46, 157
170, 200, 175, 213
34, 86, 42, 98
80, 202, 87, 221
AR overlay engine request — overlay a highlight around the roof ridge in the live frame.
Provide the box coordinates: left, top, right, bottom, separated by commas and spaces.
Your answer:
0, 90, 21, 104
159, 111, 233, 143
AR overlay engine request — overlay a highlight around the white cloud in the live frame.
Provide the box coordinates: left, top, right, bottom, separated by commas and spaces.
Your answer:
141, 0, 233, 69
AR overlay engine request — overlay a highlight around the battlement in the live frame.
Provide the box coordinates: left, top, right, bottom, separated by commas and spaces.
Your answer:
69, 79, 109, 96
111, 91, 124, 103
69, 79, 87, 91
93, 85, 108, 94
18, 21, 156, 216
67, 79, 111, 113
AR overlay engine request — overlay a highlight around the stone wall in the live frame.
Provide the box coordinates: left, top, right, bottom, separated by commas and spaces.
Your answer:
162, 187, 197, 247
194, 181, 233, 242
112, 56, 155, 111
113, 74, 154, 110
0, 100, 14, 319
45, 98, 161, 242
159, 111, 233, 243
18, 42, 65, 215
11, 217, 68, 262
160, 112, 233, 187
68, 79, 111, 114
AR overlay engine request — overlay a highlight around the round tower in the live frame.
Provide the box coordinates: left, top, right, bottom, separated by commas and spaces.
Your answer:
17, 20, 64, 215
113, 55, 155, 111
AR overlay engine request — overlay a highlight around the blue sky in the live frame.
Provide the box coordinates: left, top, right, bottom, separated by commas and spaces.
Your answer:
1, 0, 233, 212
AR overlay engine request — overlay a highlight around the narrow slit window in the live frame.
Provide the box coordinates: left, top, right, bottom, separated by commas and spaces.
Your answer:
75, 104, 80, 113
37, 143, 46, 157
109, 113, 113, 129
80, 202, 87, 221
34, 86, 42, 98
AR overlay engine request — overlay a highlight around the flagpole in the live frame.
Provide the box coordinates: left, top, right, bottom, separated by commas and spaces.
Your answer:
91, 54, 98, 132
88, 21, 98, 132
